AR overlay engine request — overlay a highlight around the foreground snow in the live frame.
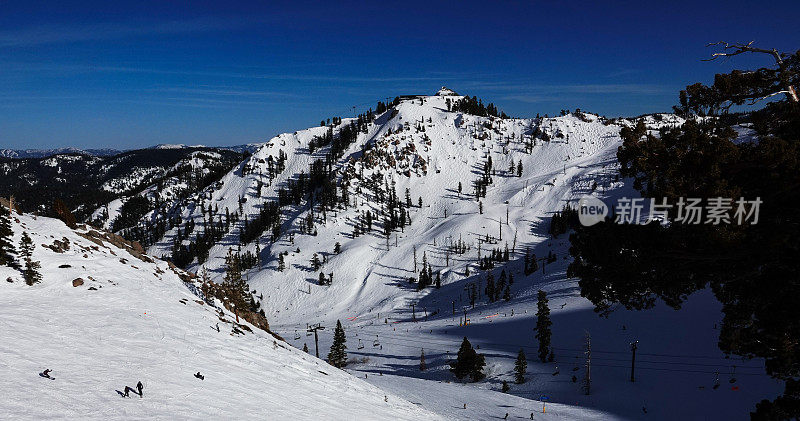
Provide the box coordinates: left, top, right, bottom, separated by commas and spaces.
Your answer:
0, 214, 439, 420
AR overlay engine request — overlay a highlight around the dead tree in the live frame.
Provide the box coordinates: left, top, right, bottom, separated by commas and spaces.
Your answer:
704, 41, 798, 103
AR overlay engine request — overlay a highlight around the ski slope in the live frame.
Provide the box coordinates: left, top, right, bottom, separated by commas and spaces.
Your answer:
0, 213, 439, 420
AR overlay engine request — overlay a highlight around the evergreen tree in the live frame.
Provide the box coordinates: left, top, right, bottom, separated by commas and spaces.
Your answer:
535, 290, 552, 362
419, 349, 426, 371
277, 253, 285, 271
450, 337, 485, 382
485, 272, 496, 302
19, 232, 41, 286
223, 248, 250, 310
0, 205, 15, 267
514, 349, 527, 383
501, 380, 510, 393
503, 284, 511, 301
311, 253, 321, 271
328, 319, 347, 368
334, 242, 341, 254
435, 272, 441, 289
303, 343, 309, 353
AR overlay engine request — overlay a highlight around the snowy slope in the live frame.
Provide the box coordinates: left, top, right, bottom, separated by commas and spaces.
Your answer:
0, 213, 440, 420
110, 89, 779, 419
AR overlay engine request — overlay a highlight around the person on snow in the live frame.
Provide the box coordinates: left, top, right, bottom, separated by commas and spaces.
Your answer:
194, 372, 204, 380
39, 369, 53, 379
122, 381, 143, 398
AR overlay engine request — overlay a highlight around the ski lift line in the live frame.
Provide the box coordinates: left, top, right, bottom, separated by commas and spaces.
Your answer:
283, 329, 764, 370
278, 328, 753, 365
348, 326, 751, 362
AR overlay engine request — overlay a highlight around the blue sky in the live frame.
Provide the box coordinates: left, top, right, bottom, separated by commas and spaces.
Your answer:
1, 1, 798, 149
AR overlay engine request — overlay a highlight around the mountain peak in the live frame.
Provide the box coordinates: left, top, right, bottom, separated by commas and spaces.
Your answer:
435, 86, 459, 96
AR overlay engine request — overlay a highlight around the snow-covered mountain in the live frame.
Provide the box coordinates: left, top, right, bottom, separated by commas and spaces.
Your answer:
84, 89, 777, 419
0, 212, 439, 420
6, 89, 780, 419
0, 147, 244, 222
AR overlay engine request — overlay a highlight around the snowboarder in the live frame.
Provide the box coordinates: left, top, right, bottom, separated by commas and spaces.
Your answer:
194, 372, 204, 380
39, 369, 54, 379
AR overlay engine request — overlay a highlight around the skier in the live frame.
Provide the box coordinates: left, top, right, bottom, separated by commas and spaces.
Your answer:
39, 369, 54, 379
194, 372, 204, 380
504, 413, 509, 420
136, 381, 143, 397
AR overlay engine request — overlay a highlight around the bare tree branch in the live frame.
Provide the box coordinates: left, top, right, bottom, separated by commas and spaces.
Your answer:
747, 90, 792, 106
703, 41, 798, 103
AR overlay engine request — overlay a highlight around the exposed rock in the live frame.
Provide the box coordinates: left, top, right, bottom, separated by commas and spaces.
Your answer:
72, 278, 84, 287
43, 237, 71, 253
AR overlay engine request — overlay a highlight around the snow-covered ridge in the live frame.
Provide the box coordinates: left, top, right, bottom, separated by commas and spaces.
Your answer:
0, 213, 439, 420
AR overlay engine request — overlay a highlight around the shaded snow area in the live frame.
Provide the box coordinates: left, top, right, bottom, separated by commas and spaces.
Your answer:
0, 214, 438, 420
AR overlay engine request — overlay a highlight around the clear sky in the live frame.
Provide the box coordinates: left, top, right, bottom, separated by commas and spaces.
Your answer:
1, 0, 798, 149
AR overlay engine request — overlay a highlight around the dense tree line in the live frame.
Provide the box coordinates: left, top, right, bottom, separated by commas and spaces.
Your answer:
451, 96, 508, 118
567, 44, 800, 418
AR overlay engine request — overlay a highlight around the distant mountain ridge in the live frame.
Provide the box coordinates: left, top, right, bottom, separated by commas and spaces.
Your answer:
0, 143, 263, 159
0, 148, 122, 159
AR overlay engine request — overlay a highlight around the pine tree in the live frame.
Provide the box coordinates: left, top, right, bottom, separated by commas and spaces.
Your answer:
485, 272, 495, 302
419, 349, 426, 371
503, 284, 511, 301
223, 248, 249, 310
19, 232, 41, 285
450, 337, 485, 382
334, 242, 341, 254
0, 205, 15, 267
514, 349, 527, 383
311, 253, 321, 271
277, 253, 285, 271
303, 343, 309, 353
535, 290, 552, 362
501, 380, 510, 392
435, 272, 441, 289
328, 319, 347, 368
